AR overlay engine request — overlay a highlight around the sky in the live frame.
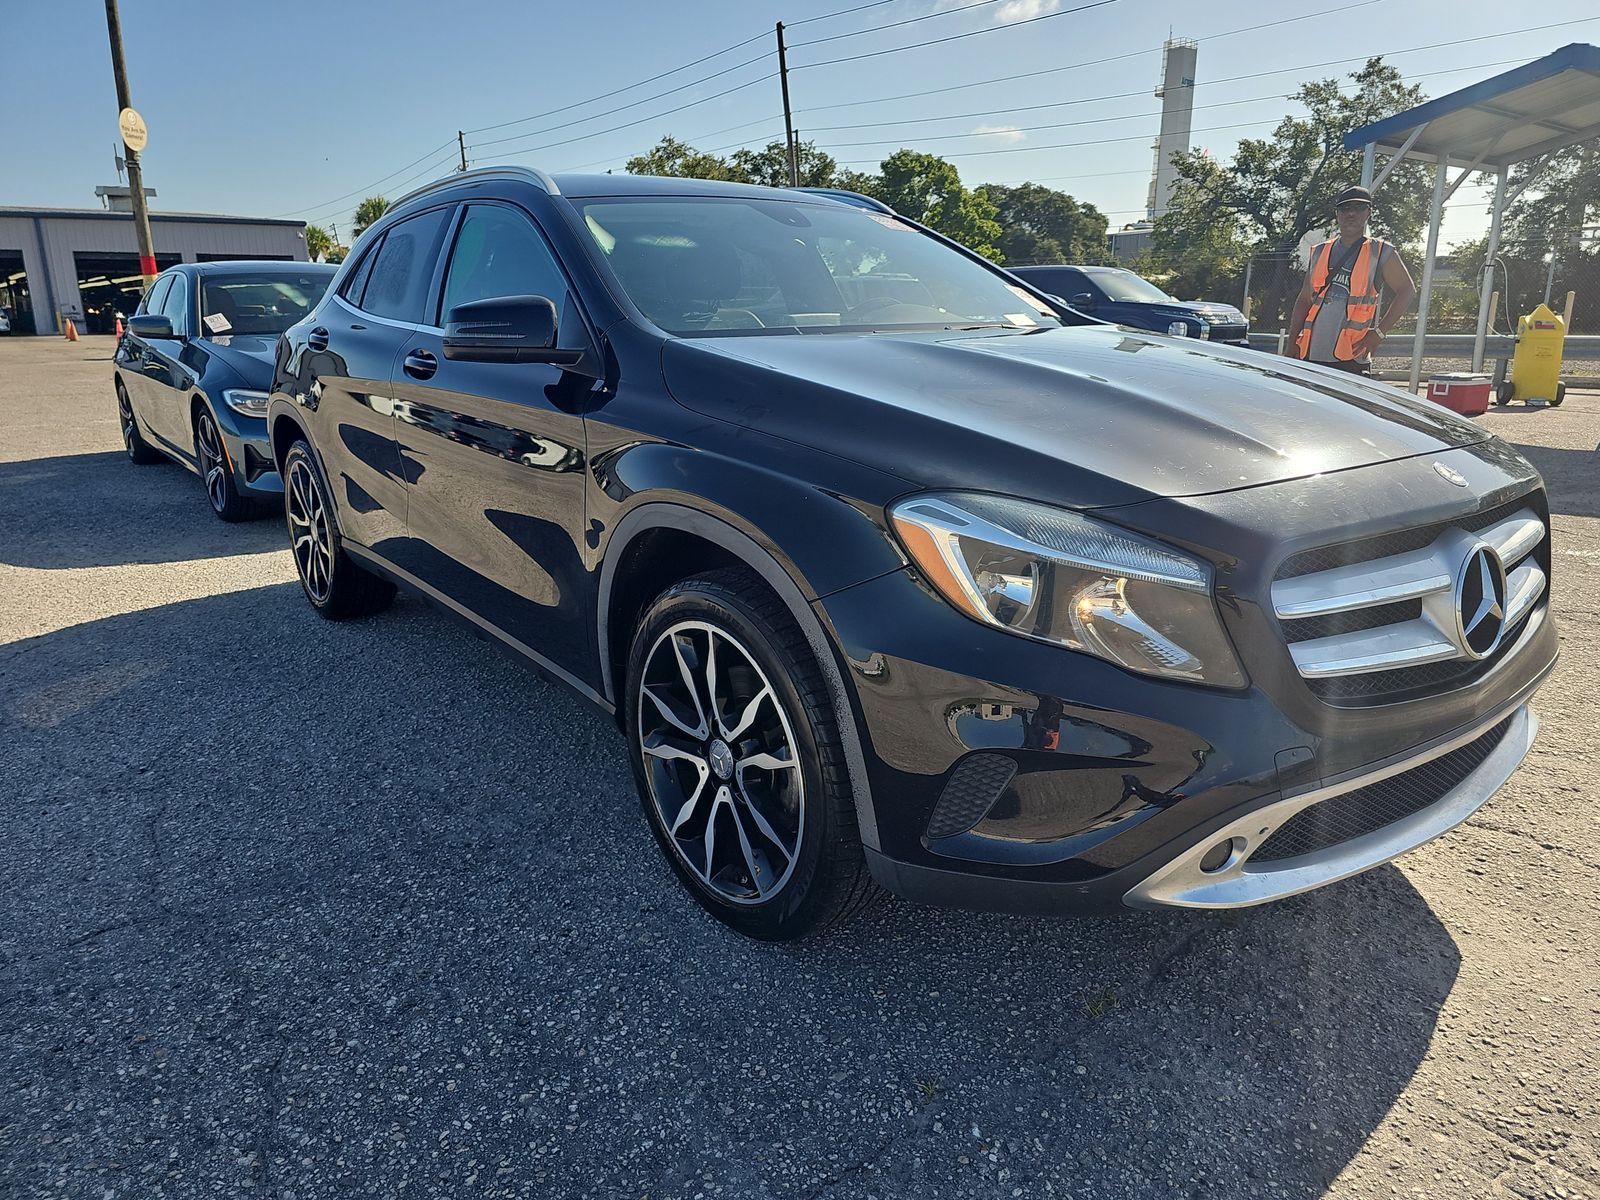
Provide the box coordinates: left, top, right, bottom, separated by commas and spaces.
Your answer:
9, 0, 1599, 250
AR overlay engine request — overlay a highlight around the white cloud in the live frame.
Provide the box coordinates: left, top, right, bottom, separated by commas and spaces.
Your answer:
973, 124, 1026, 143
994, 0, 1061, 23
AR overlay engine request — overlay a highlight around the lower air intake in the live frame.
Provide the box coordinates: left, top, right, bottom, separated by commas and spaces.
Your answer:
927, 753, 1017, 839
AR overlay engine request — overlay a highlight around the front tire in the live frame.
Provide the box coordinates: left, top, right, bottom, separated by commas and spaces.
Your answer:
625, 568, 877, 940
117, 379, 161, 464
282, 440, 396, 620
195, 407, 264, 522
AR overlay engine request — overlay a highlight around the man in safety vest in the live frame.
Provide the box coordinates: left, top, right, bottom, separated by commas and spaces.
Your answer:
1286, 186, 1416, 374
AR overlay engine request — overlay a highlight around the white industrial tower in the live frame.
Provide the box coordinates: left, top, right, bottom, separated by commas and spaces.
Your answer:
1146, 37, 1198, 220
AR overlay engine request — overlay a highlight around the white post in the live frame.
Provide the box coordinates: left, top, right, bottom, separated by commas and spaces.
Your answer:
1361, 142, 1375, 190
1410, 154, 1450, 395
1472, 164, 1509, 372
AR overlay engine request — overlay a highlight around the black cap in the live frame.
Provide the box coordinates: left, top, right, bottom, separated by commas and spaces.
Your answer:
1333, 185, 1373, 208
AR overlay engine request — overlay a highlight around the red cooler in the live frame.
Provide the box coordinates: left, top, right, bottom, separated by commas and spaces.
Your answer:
1426, 373, 1491, 416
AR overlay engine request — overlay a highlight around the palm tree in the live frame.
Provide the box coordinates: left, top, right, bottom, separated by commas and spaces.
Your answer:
305, 224, 334, 261
353, 195, 389, 239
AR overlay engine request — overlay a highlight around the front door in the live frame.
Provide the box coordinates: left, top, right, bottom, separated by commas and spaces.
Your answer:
387, 201, 594, 681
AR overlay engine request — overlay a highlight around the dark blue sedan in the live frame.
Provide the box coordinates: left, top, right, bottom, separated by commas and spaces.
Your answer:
113, 261, 337, 520
1009, 264, 1250, 347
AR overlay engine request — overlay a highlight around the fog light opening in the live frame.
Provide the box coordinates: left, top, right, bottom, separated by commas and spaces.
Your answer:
1199, 837, 1246, 874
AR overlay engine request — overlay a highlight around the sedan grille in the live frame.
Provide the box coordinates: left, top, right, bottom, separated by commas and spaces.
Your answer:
1271, 494, 1547, 706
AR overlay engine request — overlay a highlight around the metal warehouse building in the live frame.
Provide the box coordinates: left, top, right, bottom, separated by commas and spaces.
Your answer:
0, 195, 307, 336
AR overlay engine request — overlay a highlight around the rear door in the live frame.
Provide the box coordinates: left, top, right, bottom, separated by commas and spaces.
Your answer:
300, 207, 453, 555
386, 200, 594, 679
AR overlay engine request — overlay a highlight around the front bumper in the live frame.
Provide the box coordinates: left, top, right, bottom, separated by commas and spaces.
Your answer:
215, 409, 283, 498
817, 539, 1554, 916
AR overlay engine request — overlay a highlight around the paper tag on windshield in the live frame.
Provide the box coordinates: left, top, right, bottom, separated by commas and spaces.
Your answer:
203, 313, 232, 334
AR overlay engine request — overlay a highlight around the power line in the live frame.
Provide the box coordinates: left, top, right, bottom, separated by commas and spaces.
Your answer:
811, 55, 1536, 150
790, 0, 1005, 49
270, 137, 458, 219
836, 119, 1275, 165
787, 0, 902, 27
794, 0, 1121, 70
463, 32, 771, 137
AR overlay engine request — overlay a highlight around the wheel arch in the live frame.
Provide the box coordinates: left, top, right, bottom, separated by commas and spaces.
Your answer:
598, 503, 882, 852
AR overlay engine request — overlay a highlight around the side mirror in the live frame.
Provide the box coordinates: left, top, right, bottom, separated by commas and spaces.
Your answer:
1070, 292, 1097, 309
442, 294, 583, 365
128, 313, 175, 339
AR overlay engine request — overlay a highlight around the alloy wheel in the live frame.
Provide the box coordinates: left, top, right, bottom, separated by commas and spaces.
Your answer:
637, 620, 805, 905
118, 388, 138, 457
195, 412, 228, 511
286, 459, 333, 603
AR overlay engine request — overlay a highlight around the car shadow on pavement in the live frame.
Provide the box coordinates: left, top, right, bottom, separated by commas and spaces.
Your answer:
1504, 442, 1600, 518
0, 451, 285, 568
0, 580, 1463, 1200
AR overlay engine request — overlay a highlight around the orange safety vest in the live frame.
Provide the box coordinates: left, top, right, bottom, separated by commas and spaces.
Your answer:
1295, 237, 1385, 361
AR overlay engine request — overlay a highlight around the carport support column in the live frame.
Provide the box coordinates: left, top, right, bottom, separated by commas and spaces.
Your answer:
1472, 165, 1509, 373
1360, 142, 1375, 190
1409, 153, 1450, 395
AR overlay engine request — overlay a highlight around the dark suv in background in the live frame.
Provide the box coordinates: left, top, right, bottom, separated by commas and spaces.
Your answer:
1010, 263, 1249, 346
268, 167, 1552, 940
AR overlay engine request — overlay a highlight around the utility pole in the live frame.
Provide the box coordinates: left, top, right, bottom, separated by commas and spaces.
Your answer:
103, 0, 157, 287
776, 22, 798, 187
458, 131, 468, 172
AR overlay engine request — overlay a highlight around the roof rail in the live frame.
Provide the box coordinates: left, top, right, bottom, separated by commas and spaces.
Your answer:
388, 164, 560, 211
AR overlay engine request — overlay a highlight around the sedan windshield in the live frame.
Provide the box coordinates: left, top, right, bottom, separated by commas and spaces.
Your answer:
576, 196, 1060, 336
1092, 270, 1175, 304
200, 270, 334, 338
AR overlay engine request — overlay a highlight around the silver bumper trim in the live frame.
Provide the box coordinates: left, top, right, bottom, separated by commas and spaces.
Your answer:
1123, 703, 1538, 910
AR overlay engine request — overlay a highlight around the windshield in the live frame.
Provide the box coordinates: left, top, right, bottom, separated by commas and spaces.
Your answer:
200, 270, 334, 337
1092, 270, 1174, 304
575, 196, 1060, 336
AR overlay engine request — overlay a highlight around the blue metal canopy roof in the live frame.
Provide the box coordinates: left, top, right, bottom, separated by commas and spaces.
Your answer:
1345, 43, 1600, 169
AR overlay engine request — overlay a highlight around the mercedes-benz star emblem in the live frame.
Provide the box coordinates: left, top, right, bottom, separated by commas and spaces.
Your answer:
1455, 544, 1507, 660
1433, 462, 1469, 487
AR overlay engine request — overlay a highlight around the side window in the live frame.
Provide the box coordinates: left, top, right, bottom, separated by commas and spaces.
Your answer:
361, 208, 451, 324
339, 235, 382, 307
158, 274, 190, 334
138, 275, 172, 317
439, 205, 568, 319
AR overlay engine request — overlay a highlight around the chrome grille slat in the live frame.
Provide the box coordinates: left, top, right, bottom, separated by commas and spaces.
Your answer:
1273, 504, 1547, 694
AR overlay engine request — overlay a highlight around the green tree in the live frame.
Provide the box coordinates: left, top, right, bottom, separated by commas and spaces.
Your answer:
625, 135, 748, 182
729, 140, 845, 188
1155, 59, 1432, 324
353, 195, 389, 239
870, 150, 1003, 261
305, 223, 334, 262
976, 182, 1109, 265
1141, 152, 1255, 300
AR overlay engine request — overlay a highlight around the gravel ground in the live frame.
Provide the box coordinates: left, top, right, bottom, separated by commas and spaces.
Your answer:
2, 338, 1597, 1200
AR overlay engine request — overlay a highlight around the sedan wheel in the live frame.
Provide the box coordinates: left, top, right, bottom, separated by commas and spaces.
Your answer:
117, 383, 160, 464
195, 411, 230, 512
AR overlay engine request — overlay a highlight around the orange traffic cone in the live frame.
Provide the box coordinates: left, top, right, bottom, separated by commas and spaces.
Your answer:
64, 319, 78, 342
114, 316, 124, 339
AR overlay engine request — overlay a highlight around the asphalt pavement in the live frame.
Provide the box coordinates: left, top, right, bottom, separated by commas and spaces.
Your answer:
2, 337, 1597, 1200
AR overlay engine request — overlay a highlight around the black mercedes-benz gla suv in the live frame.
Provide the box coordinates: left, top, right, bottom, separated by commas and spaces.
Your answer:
268, 167, 1554, 940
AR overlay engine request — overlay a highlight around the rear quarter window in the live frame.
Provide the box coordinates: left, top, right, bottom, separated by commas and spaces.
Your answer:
360, 207, 452, 324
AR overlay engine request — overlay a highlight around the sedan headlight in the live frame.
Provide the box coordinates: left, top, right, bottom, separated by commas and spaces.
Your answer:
222, 388, 270, 416
889, 493, 1245, 687
1166, 320, 1189, 336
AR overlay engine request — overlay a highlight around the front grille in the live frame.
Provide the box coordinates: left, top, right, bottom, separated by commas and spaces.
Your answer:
1252, 716, 1514, 862
1271, 491, 1548, 706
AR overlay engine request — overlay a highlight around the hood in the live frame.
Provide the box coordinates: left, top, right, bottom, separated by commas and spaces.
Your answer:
200, 334, 279, 386
661, 325, 1489, 509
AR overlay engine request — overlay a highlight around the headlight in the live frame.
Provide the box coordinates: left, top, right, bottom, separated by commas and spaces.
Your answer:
222, 388, 269, 416
889, 493, 1245, 687
1166, 320, 1188, 336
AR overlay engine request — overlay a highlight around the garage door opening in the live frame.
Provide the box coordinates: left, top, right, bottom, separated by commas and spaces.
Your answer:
0, 250, 30, 335
73, 251, 180, 333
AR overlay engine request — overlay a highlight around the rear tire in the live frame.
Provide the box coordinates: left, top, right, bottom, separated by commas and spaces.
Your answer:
1494, 382, 1515, 406
117, 379, 161, 464
282, 440, 396, 620
625, 568, 878, 940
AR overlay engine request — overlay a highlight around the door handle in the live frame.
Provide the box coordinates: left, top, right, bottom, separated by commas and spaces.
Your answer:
307, 326, 329, 351
403, 348, 438, 380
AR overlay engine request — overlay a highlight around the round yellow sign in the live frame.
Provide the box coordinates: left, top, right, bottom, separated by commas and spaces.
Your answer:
119, 107, 148, 153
